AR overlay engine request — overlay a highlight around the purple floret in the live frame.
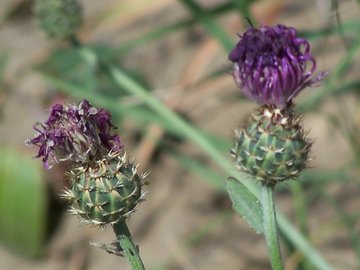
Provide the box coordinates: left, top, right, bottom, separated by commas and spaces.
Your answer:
229, 24, 327, 109
26, 99, 123, 169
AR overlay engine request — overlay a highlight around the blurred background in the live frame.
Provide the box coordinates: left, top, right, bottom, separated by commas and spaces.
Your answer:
0, 0, 360, 269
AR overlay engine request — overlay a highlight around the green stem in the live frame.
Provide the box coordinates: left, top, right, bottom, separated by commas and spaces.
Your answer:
261, 184, 284, 270
113, 220, 145, 270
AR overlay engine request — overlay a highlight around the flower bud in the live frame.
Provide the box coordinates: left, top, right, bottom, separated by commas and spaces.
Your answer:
63, 152, 146, 225
231, 105, 312, 185
34, 0, 82, 39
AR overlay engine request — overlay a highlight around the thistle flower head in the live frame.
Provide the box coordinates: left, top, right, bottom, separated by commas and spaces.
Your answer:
34, 0, 82, 39
229, 24, 327, 109
26, 100, 122, 169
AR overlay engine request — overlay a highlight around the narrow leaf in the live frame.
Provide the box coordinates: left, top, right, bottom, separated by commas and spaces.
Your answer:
225, 176, 263, 233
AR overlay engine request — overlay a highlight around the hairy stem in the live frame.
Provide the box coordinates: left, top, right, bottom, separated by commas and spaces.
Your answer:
113, 220, 145, 270
261, 184, 284, 270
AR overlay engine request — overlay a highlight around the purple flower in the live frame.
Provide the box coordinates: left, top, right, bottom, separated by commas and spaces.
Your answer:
229, 24, 327, 109
26, 100, 123, 169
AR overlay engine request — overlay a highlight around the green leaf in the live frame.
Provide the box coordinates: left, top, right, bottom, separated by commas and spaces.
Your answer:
225, 176, 263, 233
0, 148, 47, 257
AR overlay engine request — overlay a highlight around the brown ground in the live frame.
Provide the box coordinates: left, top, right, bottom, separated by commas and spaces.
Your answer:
0, 0, 359, 269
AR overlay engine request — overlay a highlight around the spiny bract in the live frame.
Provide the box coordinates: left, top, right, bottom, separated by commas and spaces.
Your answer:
63, 152, 146, 225
231, 105, 312, 185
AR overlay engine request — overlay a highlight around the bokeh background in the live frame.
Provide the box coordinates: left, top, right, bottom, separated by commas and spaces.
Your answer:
0, 0, 360, 269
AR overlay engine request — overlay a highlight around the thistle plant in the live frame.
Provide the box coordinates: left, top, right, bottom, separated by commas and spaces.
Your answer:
30, 0, 335, 267
227, 24, 327, 269
27, 100, 146, 270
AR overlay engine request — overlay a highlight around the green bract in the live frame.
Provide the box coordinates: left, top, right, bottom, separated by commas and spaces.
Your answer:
231, 106, 311, 185
64, 152, 145, 225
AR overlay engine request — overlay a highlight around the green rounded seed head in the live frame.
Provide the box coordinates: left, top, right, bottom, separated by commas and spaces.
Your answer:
63, 152, 146, 226
34, 0, 82, 39
231, 105, 312, 185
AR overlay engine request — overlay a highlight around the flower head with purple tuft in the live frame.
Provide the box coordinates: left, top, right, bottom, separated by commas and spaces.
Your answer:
26, 100, 122, 169
229, 24, 327, 109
